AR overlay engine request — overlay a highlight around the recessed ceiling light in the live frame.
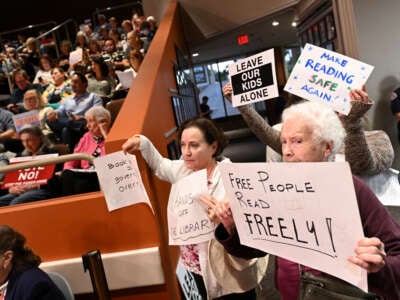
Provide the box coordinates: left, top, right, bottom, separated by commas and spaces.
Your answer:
272, 21, 279, 26
291, 21, 297, 27
192, 53, 199, 57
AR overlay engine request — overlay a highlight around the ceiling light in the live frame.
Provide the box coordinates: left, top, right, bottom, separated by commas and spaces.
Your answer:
291, 21, 297, 27
192, 53, 199, 57
272, 21, 279, 27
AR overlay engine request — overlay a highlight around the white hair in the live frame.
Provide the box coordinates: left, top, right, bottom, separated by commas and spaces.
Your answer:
281, 101, 345, 161
85, 106, 111, 123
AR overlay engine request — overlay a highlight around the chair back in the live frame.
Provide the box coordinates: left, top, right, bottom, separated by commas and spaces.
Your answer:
47, 271, 75, 300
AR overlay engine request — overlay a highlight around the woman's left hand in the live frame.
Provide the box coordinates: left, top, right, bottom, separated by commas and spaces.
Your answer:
348, 237, 386, 273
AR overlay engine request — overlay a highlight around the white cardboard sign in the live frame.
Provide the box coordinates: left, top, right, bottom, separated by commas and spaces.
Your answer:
168, 169, 216, 245
94, 151, 152, 212
284, 43, 374, 115
219, 162, 368, 291
228, 49, 279, 107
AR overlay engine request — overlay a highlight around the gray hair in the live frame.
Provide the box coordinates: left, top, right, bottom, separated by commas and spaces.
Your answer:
281, 101, 345, 161
85, 106, 111, 123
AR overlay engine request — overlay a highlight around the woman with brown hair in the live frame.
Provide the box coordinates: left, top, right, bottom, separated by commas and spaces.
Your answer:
0, 225, 65, 299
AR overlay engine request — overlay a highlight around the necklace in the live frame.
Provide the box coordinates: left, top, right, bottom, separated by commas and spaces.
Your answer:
206, 161, 217, 183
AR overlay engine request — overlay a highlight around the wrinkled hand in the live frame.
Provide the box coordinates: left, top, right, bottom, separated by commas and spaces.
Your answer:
349, 84, 369, 103
222, 83, 233, 102
122, 135, 141, 154
348, 237, 386, 273
97, 118, 109, 138
200, 195, 235, 234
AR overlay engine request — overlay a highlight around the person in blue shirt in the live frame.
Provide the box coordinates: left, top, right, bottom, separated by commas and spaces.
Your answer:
46, 71, 102, 152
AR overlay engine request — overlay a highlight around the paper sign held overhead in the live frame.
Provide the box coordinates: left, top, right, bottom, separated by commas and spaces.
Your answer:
219, 162, 368, 292
284, 43, 374, 115
228, 49, 279, 107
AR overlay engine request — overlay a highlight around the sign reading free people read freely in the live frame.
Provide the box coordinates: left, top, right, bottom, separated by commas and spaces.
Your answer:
219, 162, 368, 292
168, 169, 216, 245
93, 151, 152, 212
284, 43, 374, 115
228, 49, 279, 107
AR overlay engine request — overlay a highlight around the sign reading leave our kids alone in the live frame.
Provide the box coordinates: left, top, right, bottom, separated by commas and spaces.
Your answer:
228, 49, 279, 107
284, 43, 374, 115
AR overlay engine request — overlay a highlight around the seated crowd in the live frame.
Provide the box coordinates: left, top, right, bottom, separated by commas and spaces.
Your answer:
0, 11, 155, 205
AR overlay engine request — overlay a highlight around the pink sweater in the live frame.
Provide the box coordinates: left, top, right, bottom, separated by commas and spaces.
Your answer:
63, 132, 105, 170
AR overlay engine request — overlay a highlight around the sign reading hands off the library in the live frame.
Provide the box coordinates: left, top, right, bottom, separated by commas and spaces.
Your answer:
228, 49, 279, 107
284, 43, 374, 115
168, 170, 216, 245
219, 162, 368, 291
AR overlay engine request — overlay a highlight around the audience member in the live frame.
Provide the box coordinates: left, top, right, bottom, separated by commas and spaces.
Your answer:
87, 55, 116, 100
211, 101, 400, 300
0, 47, 22, 76
61, 106, 110, 196
83, 24, 99, 40
42, 67, 72, 108
57, 40, 72, 72
0, 107, 21, 153
33, 55, 54, 87
74, 31, 89, 50
94, 14, 110, 34
0, 225, 66, 299
88, 38, 102, 57
122, 117, 262, 299
9, 69, 43, 114
20, 37, 40, 68
0, 126, 59, 206
46, 72, 102, 151
23, 89, 54, 139
109, 17, 123, 36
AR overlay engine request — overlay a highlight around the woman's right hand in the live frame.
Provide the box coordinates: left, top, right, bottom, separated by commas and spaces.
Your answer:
122, 135, 141, 154
222, 83, 233, 103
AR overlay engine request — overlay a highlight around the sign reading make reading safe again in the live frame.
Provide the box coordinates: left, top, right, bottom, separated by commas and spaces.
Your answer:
219, 162, 368, 292
284, 43, 374, 115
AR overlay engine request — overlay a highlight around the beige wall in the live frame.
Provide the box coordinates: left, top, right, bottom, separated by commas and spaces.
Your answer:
353, 0, 400, 169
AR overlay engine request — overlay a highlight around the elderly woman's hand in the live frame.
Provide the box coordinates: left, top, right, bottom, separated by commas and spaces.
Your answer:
200, 195, 235, 234
222, 83, 233, 102
122, 135, 141, 154
348, 237, 386, 273
97, 118, 109, 138
349, 84, 369, 103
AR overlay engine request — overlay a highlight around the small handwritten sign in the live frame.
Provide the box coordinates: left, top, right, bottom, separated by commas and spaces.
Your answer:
69, 48, 83, 66
1, 154, 58, 189
284, 43, 374, 115
12, 110, 40, 132
93, 151, 152, 212
228, 49, 279, 107
168, 169, 215, 245
219, 162, 368, 291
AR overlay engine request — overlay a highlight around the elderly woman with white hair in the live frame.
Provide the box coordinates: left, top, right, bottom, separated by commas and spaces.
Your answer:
60, 106, 111, 196
208, 101, 400, 300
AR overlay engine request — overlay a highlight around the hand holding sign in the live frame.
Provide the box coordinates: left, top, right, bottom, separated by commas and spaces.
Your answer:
348, 237, 386, 274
